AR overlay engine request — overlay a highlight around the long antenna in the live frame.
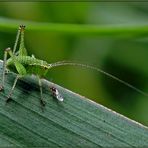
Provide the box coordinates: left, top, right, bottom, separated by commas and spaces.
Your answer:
50, 61, 148, 97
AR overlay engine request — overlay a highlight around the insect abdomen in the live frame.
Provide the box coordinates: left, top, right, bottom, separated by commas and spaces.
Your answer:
26, 64, 49, 77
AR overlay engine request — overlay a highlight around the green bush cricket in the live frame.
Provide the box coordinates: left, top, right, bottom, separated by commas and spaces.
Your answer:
0, 25, 148, 109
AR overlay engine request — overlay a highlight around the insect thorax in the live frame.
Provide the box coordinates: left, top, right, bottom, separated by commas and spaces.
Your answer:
6, 56, 50, 77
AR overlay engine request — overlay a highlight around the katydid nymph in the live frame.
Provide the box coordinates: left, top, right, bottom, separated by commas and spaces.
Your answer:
0, 25, 148, 109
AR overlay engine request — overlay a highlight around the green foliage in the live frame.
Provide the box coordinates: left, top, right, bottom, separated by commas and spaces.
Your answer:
1, 17, 148, 37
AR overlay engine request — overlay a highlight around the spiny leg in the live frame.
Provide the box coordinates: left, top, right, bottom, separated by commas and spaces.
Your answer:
0, 48, 10, 91
13, 26, 21, 54
38, 77, 46, 108
6, 75, 19, 103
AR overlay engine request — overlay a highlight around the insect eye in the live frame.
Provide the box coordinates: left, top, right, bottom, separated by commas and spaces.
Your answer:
19, 25, 26, 30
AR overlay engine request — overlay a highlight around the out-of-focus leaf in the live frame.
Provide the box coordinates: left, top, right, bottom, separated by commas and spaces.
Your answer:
1, 17, 148, 38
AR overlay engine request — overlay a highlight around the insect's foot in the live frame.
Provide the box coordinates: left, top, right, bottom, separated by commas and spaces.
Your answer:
40, 99, 46, 107
6, 97, 13, 103
0, 85, 4, 91
40, 100, 46, 112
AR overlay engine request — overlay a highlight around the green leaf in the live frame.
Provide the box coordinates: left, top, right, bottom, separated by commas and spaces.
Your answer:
1, 17, 148, 38
0, 60, 148, 147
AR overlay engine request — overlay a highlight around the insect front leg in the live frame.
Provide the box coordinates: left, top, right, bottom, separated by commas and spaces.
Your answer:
12, 25, 21, 54
6, 75, 20, 103
38, 77, 46, 108
0, 48, 10, 91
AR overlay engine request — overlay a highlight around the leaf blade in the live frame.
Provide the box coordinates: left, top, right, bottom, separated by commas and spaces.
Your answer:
0, 60, 148, 147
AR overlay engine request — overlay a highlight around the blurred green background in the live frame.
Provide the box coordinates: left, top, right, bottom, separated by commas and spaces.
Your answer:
0, 2, 148, 126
